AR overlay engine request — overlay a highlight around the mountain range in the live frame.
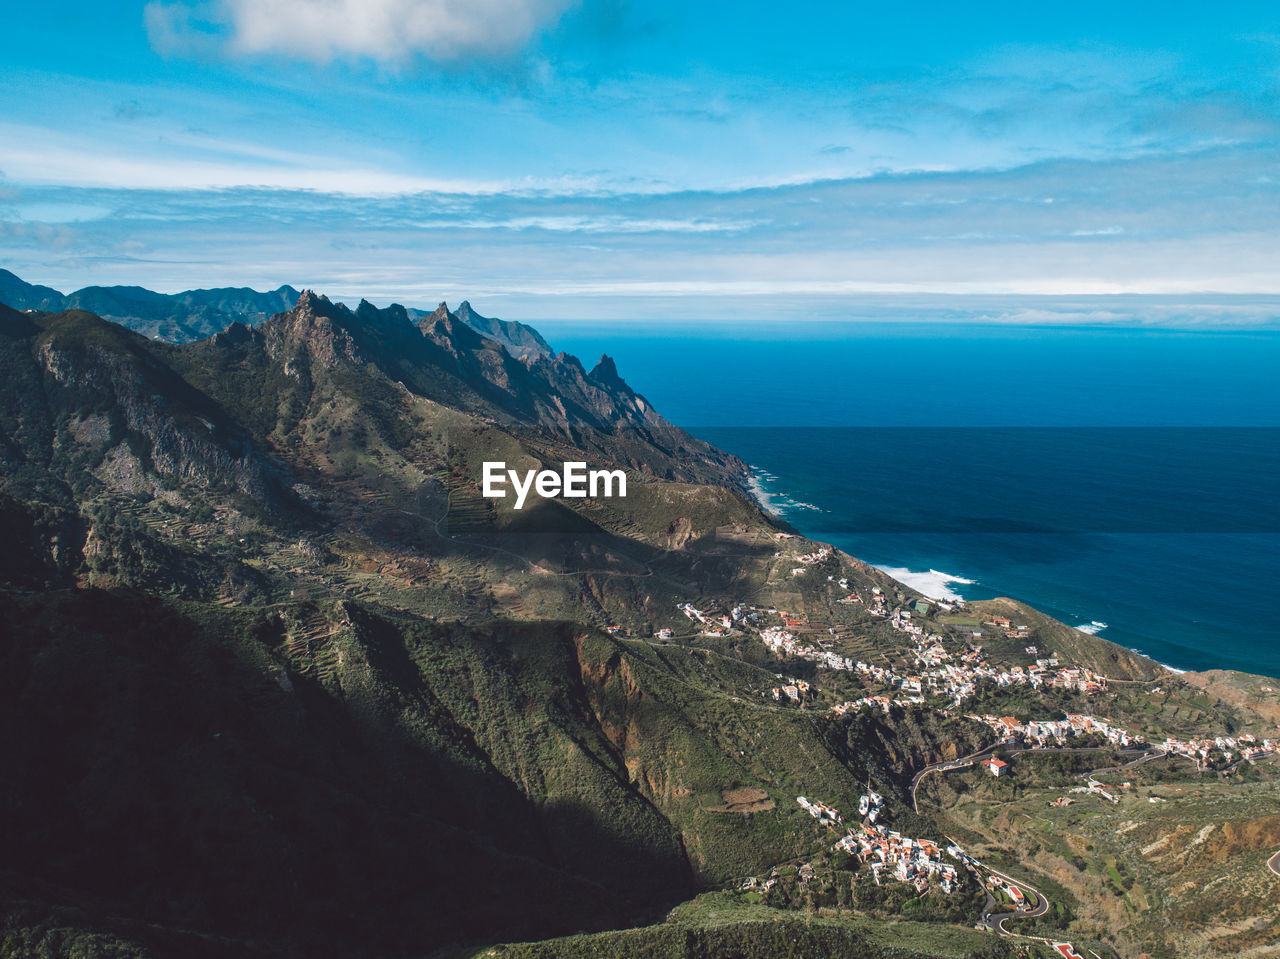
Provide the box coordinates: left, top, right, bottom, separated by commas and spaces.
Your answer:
0, 270, 1277, 959
0, 269, 550, 358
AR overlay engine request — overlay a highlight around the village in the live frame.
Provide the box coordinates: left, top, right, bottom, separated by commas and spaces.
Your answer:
968, 712, 1278, 769
836, 823, 961, 893
675, 550, 1274, 959
788, 788, 1097, 959
674, 555, 1278, 783
671, 592, 861, 671
793, 791, 961, 895
672, 564, 1119, 721
830, 627, 1111, 716
791, 788, 1054, 912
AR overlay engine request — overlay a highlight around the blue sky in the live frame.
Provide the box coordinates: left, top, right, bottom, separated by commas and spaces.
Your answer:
3, 1, 1280, 321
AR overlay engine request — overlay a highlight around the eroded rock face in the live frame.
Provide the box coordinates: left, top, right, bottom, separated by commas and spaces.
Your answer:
667, 516, 694, 549
39, 339, 271, 503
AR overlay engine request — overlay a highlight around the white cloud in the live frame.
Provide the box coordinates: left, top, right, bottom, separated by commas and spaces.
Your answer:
1069, 226, 1125, 237
452, 215, 764, 233
145, 0, 577, 62
0, 121, 509, 194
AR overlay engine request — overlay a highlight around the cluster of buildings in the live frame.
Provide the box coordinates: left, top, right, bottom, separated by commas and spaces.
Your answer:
679, 602, 738, 637
968, 713, 1140, 749
759, 626, 857, 671
658, 600, 758, 640
837, 633, 1110, 714
791, 548, 833, 575
835, 824, 961, 893
919, 641, 1108, 701
739, 873, 778, 894
795, 795, 843, 826
889, 609, 926, 638
796, 789, 962, 896
748, 574, 1279, 777
770, 677, 812, 703
1156, 731, 1277, 767
829, 694, 923, 716
796, 547, 832, 565
969, 712, 1278, 769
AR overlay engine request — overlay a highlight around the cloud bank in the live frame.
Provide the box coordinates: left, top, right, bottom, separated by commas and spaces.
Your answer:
145, 0, 576, 62
4, 145, 1280, 317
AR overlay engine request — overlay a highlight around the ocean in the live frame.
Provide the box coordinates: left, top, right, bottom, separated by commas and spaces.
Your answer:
540, 321, 1280, 678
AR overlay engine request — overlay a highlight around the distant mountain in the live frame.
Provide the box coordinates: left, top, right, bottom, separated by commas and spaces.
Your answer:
0, 269, 553, 355
0, 268, 300, 342
412, 299, 552, 358
0, 268, 65, 312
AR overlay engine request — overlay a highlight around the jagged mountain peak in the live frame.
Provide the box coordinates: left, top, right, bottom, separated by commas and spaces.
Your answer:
556, 350, 586, 374
293, 288, 337, 314
447, 299, 552, 359
589, 353, 624, 387
355, 298, 410, 326
428, 301, 458, 324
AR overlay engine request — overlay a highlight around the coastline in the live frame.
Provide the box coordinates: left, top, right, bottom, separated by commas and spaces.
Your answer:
743, 466, 1193, 676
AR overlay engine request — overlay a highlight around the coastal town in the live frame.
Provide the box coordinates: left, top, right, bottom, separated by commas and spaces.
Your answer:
672, 537, 1278, 773
674, 570, 1111, 716
844, 625, 1111, 712
669, 537, 1280, 959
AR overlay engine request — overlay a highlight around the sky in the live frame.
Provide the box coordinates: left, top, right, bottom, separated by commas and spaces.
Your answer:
3, 1, 1280, 321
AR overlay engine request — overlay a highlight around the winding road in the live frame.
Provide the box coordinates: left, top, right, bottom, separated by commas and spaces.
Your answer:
911, 741, 1171, 953
910, 745, 996, 812
911, 742, 1163, 813
979, 861, 1052, 932
1081, 747, 1167, 782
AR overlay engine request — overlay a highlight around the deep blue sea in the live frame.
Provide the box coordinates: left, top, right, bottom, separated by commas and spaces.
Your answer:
540, 321, 1280, 678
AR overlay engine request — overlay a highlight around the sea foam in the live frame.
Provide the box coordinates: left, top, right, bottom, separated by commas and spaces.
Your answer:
746, 467, 824, 516
875, 566, 976, 602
